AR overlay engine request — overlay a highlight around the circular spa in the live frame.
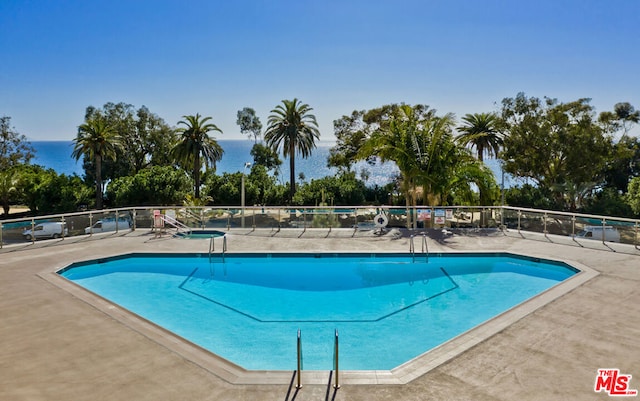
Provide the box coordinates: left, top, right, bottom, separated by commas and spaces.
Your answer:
58, 253, 578, 373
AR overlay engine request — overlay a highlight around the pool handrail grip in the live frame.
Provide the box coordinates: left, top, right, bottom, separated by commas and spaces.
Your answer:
409, 235, 415, 262
409, 234, 428, 263
296, 329, 302, 389
208, 236, 227, 262
333, 329, 340, 389
422, 234, 428, 262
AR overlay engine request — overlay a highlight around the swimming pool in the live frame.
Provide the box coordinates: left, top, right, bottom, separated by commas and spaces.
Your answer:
59, 252, 578, 371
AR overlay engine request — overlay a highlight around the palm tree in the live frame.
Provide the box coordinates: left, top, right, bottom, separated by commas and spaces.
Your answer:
171, 113, 223, 198
360, 105, 498, 227
360, 105, 454, 227
72, 118, 121, 209
456, 113, 502, 162
264, 98, 320, 201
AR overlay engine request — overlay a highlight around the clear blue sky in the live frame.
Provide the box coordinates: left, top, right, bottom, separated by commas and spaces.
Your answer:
1, 0, 639, 141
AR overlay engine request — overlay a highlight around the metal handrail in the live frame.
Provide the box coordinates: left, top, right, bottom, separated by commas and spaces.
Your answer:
421, 234, 428, 262
296, 329, 302, 389
160, 214, 191, 233
222, 236, 227, 262
333, 329, 340, 389
410, 234, 428, 262
409, 235, 415, 262
209, 236, 227, 261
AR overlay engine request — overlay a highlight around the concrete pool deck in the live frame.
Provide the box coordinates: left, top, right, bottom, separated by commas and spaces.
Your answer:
1, 228, 639, 400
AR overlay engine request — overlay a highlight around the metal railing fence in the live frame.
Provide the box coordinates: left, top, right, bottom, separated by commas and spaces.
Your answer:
1, 205, 638, 250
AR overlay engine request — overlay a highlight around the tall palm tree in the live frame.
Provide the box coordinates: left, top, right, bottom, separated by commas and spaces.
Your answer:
264, 98, 320, 201
171, 113, 223, 198
456, 113, 502, 162
72, 118, 121, 209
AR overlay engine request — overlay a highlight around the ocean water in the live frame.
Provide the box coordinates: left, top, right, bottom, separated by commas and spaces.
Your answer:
30, 140, 399, 186
30, 140, 510, 188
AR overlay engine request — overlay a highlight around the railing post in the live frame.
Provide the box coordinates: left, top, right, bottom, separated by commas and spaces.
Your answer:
61, 215, 65, 240
354, 209, 358, 232
543, 212, 548, 236
89, 213, 93, 236
30, 219, 35, 243
252, 207, 256, 231
601, 218, 607, 243
302, 209, 307, 233
0, 222, 3, 249
517, 210, 521, 233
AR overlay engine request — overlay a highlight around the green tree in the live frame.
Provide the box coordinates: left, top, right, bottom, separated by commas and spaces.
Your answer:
34, 173, 92, 214
329, 104, 438, 173
250, 143, 282, 172
600, 102, 640, 138
0, 170, 19, 216
456, 113, 502, 162
292, 171, 367, 206
583, 187, 633, 217
329, 103, 497, 222
358, 104, 497, 226
601, 136, 640, 192
171, 113, 223, 198
82, 103, 176, 181
328, 110, 369, 172
264, 98, 320, 201
498, 93, 612, 209
12, 165, 92, 214
627, 177, 640, 215
72, 117, 121, 209
106, 166, 191, 206
0, 116, 34, 215
204, 172, 242, 205
236, 107, 263, 144
456, 113, 502, 206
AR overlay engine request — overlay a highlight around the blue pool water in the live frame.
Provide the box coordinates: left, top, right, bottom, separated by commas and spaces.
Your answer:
174, 230, 226, 239
59, 253, 577, 370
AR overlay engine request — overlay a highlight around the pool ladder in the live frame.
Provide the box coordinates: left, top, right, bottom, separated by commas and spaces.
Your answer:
296, 329, 340, 390
209, 235, 227, 262
409, 234, 428, 262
